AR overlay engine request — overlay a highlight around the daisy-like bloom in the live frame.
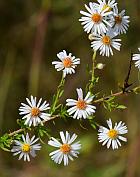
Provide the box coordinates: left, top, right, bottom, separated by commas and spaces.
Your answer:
91, 28, 121, 57
97, 0, 117, 13
132, 48, 140, 70
19, 96, 51, 127
48, 131, 81, 166
11, 133, 41, 161
66, 88, 96, 119
98, 119, 128, 150
111, 8, 130, 34
79, 2, 112, 34
52, 50, 80, 78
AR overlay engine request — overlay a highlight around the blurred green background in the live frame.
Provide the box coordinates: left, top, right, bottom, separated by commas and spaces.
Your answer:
0, 0, 140, 177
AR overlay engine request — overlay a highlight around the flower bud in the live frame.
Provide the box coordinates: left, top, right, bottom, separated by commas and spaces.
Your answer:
96, 63, 105, 70
88, 34, 94, 41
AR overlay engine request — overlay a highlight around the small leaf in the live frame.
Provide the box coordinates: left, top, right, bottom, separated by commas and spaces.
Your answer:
90, 123, 97, 130
1, 147, 10, 152
117, 105, 127, 109
133, 87, 140, 94
59, 90, 64, 98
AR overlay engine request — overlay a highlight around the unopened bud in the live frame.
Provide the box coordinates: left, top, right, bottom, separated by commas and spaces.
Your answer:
96, 63, 105, 70
88, 33, 94, 41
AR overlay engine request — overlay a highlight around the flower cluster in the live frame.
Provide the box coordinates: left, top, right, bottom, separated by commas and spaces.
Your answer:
5, 0, 140, 168
11, 131, 81, 165
11, 120, 128, 164
11, 83, 128, 164
79, 0, 130, 57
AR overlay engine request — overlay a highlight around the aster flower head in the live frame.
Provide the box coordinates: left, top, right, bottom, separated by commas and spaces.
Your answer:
52, 50, 80, 78
48, 131, 81, 166
132, 48, 140, 70
111, 8, 130, 35
19, 96, 51, 127
97, 0, 117, 13
79, 2, 112, 35
91, 28, 121, 57
98, 119, 128, 150
11, 133, 41, 161
66, 88, 96, 119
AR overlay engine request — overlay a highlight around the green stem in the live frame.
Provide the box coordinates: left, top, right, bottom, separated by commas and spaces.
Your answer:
89, 50, 97, 92
51, 74, 65, 114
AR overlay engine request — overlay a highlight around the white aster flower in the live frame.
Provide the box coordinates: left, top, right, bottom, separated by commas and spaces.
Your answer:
11, 133, 41, 161
98, 119, 128, 150
79, 2, 112, 34
97, 0, 117, 13
52, 50, 80, 77
66, 88, 96, 119
19, 95, 51, 127
132, 48, 140, 70
48, 131, 81, 166
111, 9, 130, 34
91, 28, 121, 57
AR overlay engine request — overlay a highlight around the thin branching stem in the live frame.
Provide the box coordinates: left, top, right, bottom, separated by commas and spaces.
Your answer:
8, 115, 59, 137
51, 74, 65, 114
7, 86, 140, 137
89, 50, 97, 92
93, 86, 140, 103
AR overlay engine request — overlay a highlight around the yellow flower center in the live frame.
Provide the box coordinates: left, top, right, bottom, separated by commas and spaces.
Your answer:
102, 35, 111, 45
22, 144, 31, 152
102, 4, 112, 12
92, 13, 102, 23
60, 144, 71, 154
63, 57, 72, 68
76, 100, 87, 110
115, 15, 122, 24
108, 129, 118, 139
31, 107, 40, 117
